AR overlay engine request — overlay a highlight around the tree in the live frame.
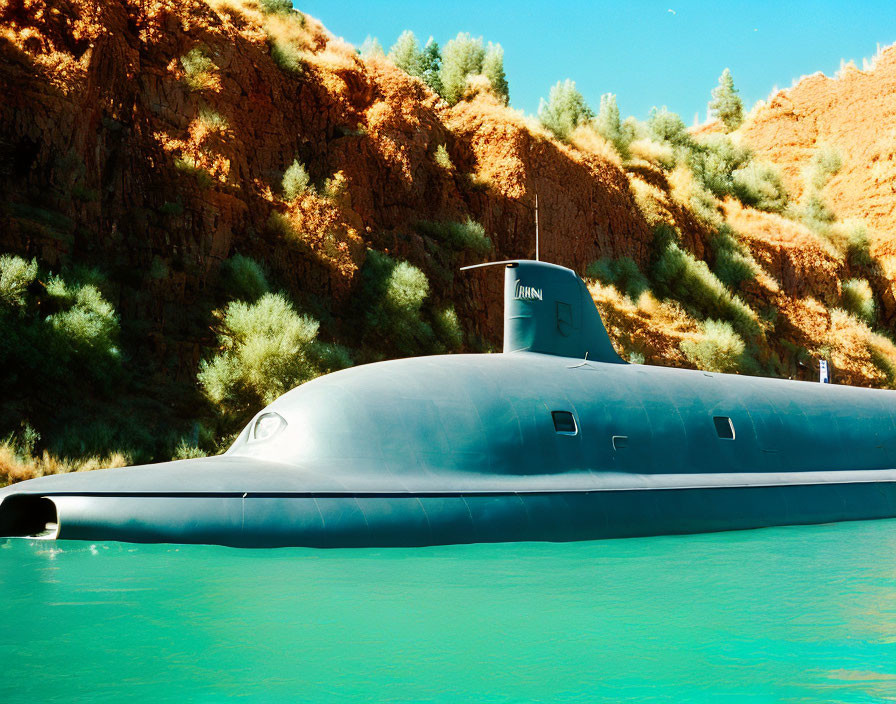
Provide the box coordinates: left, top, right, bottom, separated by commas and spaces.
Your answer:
359, 36, 385, 60
709, 68, 744, 132
482, 42, 509, 104
388, 30, 423, 77
420, 38, 443, 96
440, 32, 485, 104
538, 79, 594, 141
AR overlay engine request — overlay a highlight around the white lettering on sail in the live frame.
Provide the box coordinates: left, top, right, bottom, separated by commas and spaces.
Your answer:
514, 280, 543, 301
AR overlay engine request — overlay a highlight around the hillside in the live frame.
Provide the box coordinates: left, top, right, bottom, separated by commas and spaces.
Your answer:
2, 0, 895, 477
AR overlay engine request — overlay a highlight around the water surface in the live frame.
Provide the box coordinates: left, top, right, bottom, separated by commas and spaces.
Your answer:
3, 521, 896, 703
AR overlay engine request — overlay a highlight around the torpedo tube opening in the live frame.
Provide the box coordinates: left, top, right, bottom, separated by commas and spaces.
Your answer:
0, 495, 59, 539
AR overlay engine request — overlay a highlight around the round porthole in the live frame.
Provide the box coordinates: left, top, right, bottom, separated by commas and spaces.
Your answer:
250, 412, 287, 443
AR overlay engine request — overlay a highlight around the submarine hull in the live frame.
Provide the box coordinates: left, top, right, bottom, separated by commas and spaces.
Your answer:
5, 481, 895, 548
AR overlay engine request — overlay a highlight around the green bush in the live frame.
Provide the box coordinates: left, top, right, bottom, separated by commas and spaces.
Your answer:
222, 255, 269, 302
594, 93, 634, 157
646, 107, 692, 147
846, 224, 873, 268
270, 38, 302, 74
174, 156, 214, 188
731, 161, 788, 212
586, 257, 650, 300
434, 144, 453, 170
181, 48, 214, 91
652, 242, 758, 336
388, 30, 424, 76
841, 278, 876, 323
361, 250, 437, 355
538, 79, 594, 141
708, 68, 744, 132
0, 255, 37, 310
440, 32, 486, 104
415, 219, 491, 254
709, 227, 759, 289
198, 292, 348, 414
482, 42, 509, 104
434, 307, 464, 351
198, 106, 228, 131
45, 274, 120, 364
681, 319, 746, 372
689, 134, 752, 198
808, 147, 842, 191
282, 159, 310, 200
259, 0, 293, 14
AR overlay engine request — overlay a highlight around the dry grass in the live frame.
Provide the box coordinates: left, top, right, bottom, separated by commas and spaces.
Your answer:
827, 308, 896, 386
589, 281, 700, 366
630, 177, 673, 227
0, 443, 129, 487
627, 138, 676, 170
568, 125, 622, 166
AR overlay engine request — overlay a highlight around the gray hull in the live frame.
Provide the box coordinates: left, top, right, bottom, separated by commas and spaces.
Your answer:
4, 479, 895, 548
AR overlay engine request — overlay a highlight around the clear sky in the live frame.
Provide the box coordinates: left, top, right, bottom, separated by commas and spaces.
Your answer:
298, 0, 896, 124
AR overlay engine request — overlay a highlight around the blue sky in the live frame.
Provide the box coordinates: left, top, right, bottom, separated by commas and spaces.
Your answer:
298, 0, 896, 124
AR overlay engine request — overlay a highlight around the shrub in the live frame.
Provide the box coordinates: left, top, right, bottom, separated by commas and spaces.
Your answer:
45, 275, 120, 364
173, 439, 206, 460
681, 319, 746, 372
198, 106, 228, 132
388, 30, 424, 76
708, 68, 744, 132
846, 224, 873, 268
593, 93, 634, 157
689, 134, 751, 198
841, 278, 876, 323
646, 107, 691, 147
434, 144, 453, 170
321, 171, 348, 202
434, 307, 464, 351
181, 48, 215, 91
652, 242, 758, 336
270, 38, 302, 73
415, 219, 491, 254
731, 161, 788, 212
807, 147, 842, 191
174, 156, 214, 188
586, 257, 650, 301
259, 0, 293, 14
0, 255, 37, 310
482, 42, 509, 104
198, 292, 346, 414
222, 255, 269, 302
440, 32, 486, 104
282, 159, 310, 200
361, 250, 436, 354
538, 79, 594, 141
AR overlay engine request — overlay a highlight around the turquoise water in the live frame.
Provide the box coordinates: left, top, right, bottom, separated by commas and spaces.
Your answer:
3, 522, 896, 703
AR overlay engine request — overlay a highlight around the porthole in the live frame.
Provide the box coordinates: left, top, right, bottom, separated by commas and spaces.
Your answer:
713, 416, 735, 440
249, 412, 287, 443
552, 411, 578, 435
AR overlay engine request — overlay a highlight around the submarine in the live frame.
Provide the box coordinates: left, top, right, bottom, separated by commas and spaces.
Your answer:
3, 259, 896, 547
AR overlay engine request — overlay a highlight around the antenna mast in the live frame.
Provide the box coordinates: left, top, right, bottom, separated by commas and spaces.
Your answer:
535, 192, 540, 261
